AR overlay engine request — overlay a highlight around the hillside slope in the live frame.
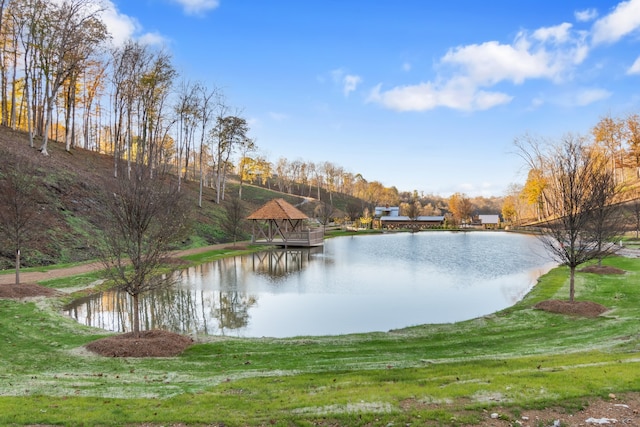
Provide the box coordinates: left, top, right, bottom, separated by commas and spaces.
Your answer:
0, 126, 320, 269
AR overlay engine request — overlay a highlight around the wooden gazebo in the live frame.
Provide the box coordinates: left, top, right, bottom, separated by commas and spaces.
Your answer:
247, 198, 324, 247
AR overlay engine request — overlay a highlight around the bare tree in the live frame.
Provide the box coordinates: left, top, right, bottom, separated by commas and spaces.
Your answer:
0, 152, 40, 284
585, 164, 623, 265
173, 80, 198, 187
11, 0, 47, 147
516, 133, 619, 302
136, 48, 175, 176
626, 191, 640, 239
34, 0, 108, 155
315, 201, 335, 232
110, 40, 148, 177
196, 84, 220, 207
221, 195, 246, 246
98, 162, 191, 335
210, 114, 249, 203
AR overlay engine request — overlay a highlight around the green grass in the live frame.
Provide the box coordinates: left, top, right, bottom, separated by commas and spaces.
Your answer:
1, 255, 640, 425
180, 245, 263, 264
38, 271, 106, 290
325, 228, 383, 238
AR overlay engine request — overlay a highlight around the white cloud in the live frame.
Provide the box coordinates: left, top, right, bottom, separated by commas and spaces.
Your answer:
330, 69, 362, 96
138, 32, 168, 47
574, 88, 611, 105
402, 62, 412, 72
441, 29, 587, 85
170, 0, 220, 16
529, 97, 545, 110
343, 74, 362, 96
591, 0, 640, 44
627, 56, 640, 74
369, 3, 640, 114
100, 1, 169, 47
368, 23, 588, 112
554, 88, 611, 107
575, 8, 598, 22
442, 40, 549, 85
367, 79, 512, 112
532, 22, 573, 44
96, 1, 139, 47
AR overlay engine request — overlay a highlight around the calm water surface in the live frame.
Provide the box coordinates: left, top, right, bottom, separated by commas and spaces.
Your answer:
64, 232, 555, 337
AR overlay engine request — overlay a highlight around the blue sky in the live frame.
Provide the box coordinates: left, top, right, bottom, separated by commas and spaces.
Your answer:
103, 0, 640, 197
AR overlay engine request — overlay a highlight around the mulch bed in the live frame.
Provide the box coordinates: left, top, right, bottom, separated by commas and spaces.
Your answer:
85, 330, 194, 357
0, 283, 61, 298
534, 299, 609, 317
580, 265, 626, 274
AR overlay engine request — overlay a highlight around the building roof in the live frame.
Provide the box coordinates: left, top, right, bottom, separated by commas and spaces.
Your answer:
247, 198, 309, 220
478, 214, 500, 224
381, 216, 445, 222
375, 206, 400, 216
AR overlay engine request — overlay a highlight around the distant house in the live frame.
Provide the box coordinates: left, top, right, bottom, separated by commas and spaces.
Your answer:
478, 214, 500, 229
379, 215, 445, 230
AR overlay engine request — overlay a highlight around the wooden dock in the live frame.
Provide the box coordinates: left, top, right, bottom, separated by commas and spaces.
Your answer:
251, 229, 324, 247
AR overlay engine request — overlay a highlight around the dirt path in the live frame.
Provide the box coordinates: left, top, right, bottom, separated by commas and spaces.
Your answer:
0, 242, 250, 286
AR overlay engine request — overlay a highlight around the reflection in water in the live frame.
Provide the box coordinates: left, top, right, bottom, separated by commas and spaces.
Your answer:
63, 234, 555, 337
251, 249, 317, 280
64, 249, 320, 336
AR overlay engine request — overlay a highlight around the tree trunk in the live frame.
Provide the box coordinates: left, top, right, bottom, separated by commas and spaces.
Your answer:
133, 293, 140, 336
15, 248, 20, 285
198, 152, 203, 207
64, 83, 73, 151
569, 265, 576, 302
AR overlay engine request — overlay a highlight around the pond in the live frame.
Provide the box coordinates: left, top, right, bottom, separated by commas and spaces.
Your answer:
63, 232, 555, 338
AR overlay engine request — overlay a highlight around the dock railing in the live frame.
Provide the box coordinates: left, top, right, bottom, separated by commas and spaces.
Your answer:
252, 228, 324, 247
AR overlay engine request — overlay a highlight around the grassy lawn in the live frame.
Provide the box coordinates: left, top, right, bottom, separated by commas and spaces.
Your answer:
1, 254, 639, 426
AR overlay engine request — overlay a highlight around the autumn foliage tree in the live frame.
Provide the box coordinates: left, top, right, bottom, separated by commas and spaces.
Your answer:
592, 114, 625, 184
448, 192, 473, 226
626, 113, 640, 178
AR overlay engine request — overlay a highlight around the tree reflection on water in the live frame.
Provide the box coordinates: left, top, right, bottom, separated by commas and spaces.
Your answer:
63, 248, 320, 335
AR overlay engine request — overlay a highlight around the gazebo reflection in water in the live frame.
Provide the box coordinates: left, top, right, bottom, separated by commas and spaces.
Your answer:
252, 247, 323, 278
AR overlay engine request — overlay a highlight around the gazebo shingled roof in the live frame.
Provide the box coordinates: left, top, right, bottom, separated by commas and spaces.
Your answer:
247, 198, 308, 221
